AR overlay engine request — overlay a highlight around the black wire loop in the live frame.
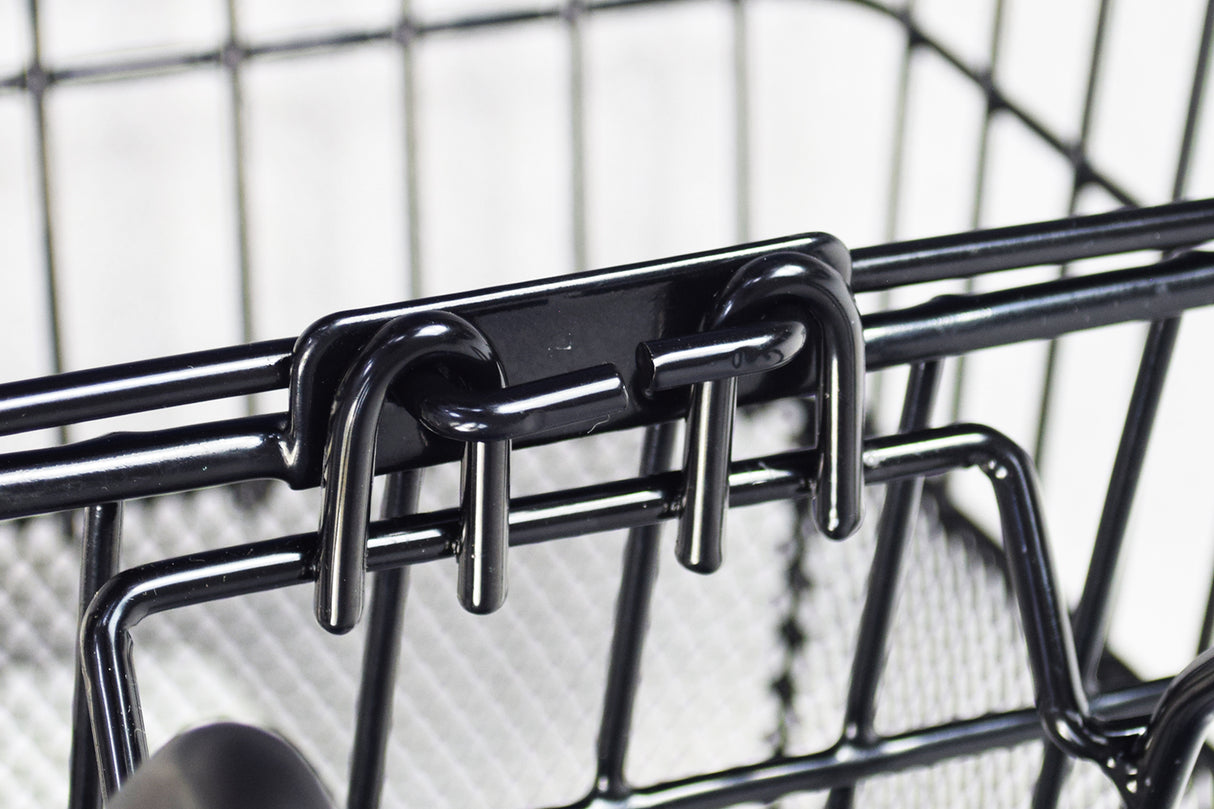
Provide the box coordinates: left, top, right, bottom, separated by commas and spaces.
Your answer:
673, 250, 866, 574
83, 423, 1211, 808
315, 311, 629, 632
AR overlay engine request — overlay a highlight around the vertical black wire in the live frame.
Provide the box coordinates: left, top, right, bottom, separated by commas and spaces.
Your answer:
822, 361, 941, 809
1032, 4, 1213, 807
26, 0, 67, 446
347, 470, 423, 809
223, 0, 256, 408
884, 1, 917, 246
1172, 0, 1214, 207
27, 0, 74, 543
1189, 0, 1214, 658
866, 0, 917, 429
594, 423, 678, 798
732, 0, 751, 243
946, 0, 1005, 423
1201, 583, 1214, 654
399, 2, 424, 298
1032, 0, 1116, 469
768, 486, 811, 762
567, 0, 588, 272
68, 503, 123, 809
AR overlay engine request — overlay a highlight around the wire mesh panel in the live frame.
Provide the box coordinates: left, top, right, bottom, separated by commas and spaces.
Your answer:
2, 1, 1214, 809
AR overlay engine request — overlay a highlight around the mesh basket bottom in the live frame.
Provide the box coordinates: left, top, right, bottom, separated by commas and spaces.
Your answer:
0, 409, 1178, 808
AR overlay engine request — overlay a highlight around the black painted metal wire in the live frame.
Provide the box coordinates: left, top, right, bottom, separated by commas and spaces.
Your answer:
5, 1, 1214, 808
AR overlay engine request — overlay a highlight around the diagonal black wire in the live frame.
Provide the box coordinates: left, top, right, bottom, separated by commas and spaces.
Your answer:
1032, 0, 1118, 470
399, 6, 424, 299
0, 1, 1145, 220
1189, 3, 1214, 659
946, 0, 1005, 424
732, 0, 751, 243
594, 423, 679, 798
567, 0, 589, 272
223, 0, 256, 401
25, 0, 66, 431
347, 470, 423, 809
68, 502, 122, 809
822, 361, 941, 809
864, 0, 917, 430
26, 0, 74, 544
846, 0, 1138, 208
1032, 3, 1214, 807
768, 454, 814, 762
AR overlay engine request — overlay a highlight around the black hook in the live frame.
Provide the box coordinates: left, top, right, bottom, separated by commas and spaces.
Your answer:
316, 311, 628, 633
676, 251, 865, 573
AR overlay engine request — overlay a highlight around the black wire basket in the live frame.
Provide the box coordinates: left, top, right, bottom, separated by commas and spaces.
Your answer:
2, 1, 1214, 808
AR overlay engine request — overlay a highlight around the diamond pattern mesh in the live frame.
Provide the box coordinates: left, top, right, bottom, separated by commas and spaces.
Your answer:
0, 404, 1172, 809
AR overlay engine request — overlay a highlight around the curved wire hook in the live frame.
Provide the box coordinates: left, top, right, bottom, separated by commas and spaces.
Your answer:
678, 250, 865, 573
316, 311, 630, 632
315, 311, 507, 632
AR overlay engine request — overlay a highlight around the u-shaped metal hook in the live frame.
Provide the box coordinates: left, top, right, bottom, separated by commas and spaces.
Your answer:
677, 251, 865, 573
315, 311, 507, 633
316, 311, 629, 633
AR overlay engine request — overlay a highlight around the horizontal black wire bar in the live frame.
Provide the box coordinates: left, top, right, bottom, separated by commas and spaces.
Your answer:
6, 250, 1214, 519
863, 251, 1214, 368
0, 415, 290, 519
849, 198, 1214, 291
0, 339, 293, 438
3, 0, 1137, 213
82, 446, 820, 789
5, 202, 1212, 443
601, 683, 1165, 809
0, 0, 698, 92
0, 233, 845, 444
81, 424, 1158, 796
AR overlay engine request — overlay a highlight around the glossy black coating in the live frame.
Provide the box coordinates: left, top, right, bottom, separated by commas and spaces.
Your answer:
415, 363, 628, 441
1, 199, 1210, 447
70, 503, 122, 809
3, 198, 1210, 441
864, 250, 1214, 368
83, 424, 1174, 802
316, 314, 630, 629
9, 5, 1213, 805
826, 361, 940, 809
863, 427, 1145, 802
282, 233, 849, 486
347, 470, 420, 809
0, 414, 289, 520
551, 683, 1166, 809
315, 312, 501, 633
1032, 316, 1181, 809
1135, 647, 1214, 809
81, 444, 821, 792
595, 423, 678, 797
678, 250, 864, 580
849, 197, 1214, 291
866, 250, 1214, 369
637, 321, 808, 396
7, 248, 1214, 524
1076, 318, 1181, 683
108, 723, 333, 809
677, 377, 737, 573
456, 438, 511, 614
0, 339, 293, 437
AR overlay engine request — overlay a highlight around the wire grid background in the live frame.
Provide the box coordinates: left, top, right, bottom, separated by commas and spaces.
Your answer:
2, 0, 1214, 806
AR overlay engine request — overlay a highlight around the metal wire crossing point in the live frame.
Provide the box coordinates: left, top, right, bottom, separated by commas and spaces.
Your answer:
5, 1, 1214, 809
